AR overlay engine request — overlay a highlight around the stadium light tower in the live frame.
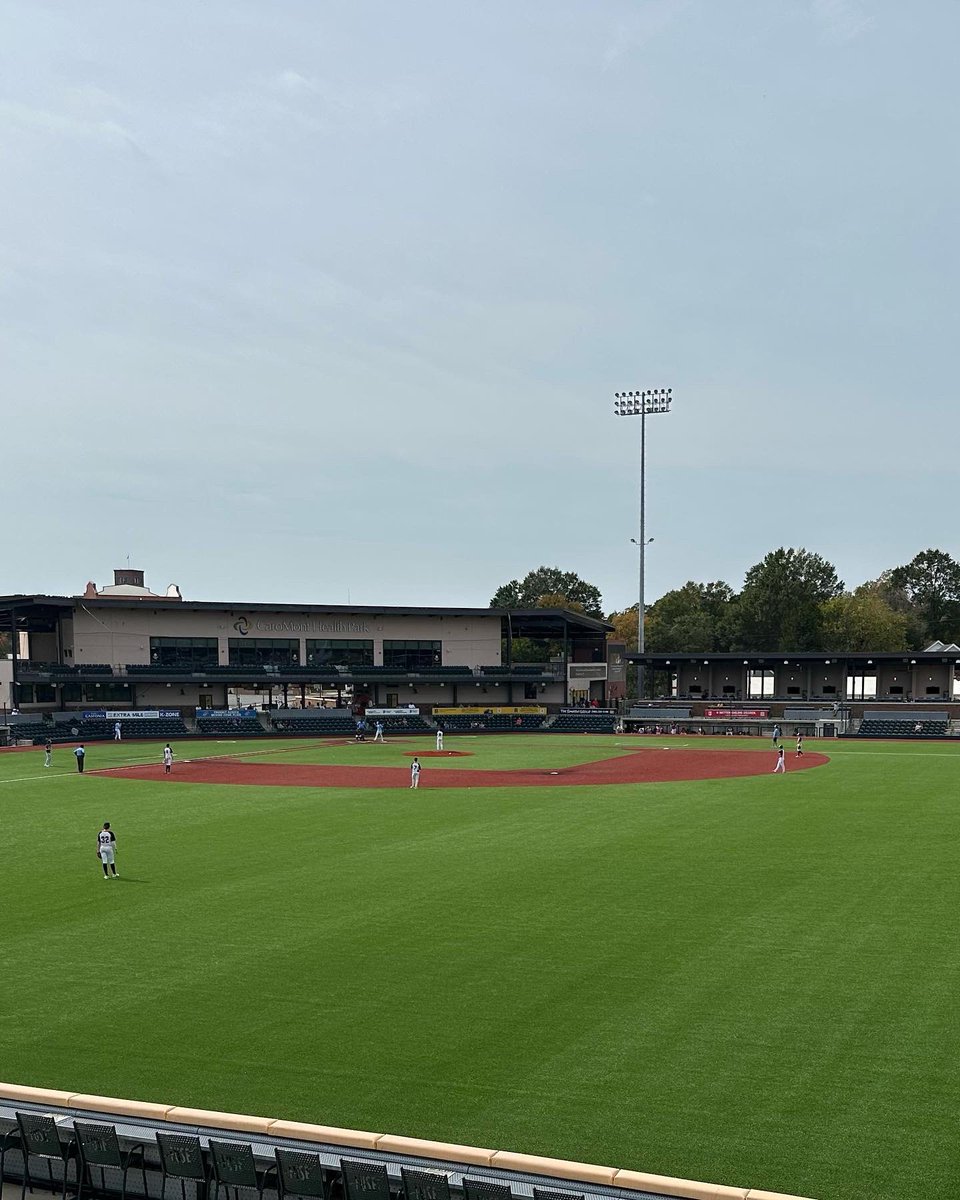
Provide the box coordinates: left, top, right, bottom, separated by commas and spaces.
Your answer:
614, 388, 673, 701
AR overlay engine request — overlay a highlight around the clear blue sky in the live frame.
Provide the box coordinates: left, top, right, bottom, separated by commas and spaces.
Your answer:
2, 1, 956, 612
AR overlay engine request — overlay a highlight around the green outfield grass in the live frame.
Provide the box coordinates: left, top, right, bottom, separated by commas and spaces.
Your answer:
1, 734, 958, 1200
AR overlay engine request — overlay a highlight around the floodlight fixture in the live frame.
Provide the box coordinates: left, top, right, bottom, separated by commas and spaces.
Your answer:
613, 387, 674, 700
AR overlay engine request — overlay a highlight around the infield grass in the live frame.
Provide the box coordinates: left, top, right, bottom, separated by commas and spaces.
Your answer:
1, 734, 957, 1200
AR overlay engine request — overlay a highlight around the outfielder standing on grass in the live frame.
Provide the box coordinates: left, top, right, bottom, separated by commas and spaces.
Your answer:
97, 822, 118, 878
163, 743, 174, 774
74, 744, 86, 773
43, 739, 52, 767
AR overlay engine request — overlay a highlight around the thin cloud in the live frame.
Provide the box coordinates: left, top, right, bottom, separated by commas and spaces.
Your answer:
0, 99, 146, 153
811, 0, 875, 44
602, 1, 691, 69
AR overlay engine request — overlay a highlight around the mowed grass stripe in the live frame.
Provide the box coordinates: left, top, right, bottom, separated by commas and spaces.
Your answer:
0, 736, 957, 1200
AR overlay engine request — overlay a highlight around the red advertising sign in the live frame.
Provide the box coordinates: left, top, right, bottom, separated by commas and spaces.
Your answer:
704, 707, 770, 719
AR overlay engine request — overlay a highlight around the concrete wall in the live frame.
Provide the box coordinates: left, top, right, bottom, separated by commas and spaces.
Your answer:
69, 606, 502, 669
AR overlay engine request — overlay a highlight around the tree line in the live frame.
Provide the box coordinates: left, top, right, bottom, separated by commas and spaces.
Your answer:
492, 549, 960, 654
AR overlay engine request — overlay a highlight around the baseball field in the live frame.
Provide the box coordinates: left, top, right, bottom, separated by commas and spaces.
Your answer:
1, 733, 957, 1200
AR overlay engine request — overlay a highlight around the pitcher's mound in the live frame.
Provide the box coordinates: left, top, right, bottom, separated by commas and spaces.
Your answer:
407, 750, 473, 757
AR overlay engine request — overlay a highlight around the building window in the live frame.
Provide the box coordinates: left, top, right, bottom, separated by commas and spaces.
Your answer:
150, 637, 219, 667
306, 639, 374, 667
383, 640, 442, 671
228, 638, 300, 667
83, 683, 132, 702
846, 673, 877, 701
747, 669, 774, 699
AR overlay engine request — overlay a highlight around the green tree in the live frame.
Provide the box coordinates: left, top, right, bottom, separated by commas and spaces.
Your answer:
606, 603, 640, 650
854, 573, 928, 648
535, 593, 587, 614
490, 567, 603, 618
646, 581, 736, 652
889, 550, 960, 643
820, 592, 910, 652
736, 547, 842, 650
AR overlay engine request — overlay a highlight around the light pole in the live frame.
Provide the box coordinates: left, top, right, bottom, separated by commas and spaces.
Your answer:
615, 388, 673, 701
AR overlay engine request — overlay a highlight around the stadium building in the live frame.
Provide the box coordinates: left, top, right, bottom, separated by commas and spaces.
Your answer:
0, 568, 622, 721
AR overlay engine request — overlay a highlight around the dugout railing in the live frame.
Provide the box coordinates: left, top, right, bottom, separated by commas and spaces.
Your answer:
0, 1083, 814, 1200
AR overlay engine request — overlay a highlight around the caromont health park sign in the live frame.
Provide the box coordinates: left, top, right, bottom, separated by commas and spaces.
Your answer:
232, 616, 372, 636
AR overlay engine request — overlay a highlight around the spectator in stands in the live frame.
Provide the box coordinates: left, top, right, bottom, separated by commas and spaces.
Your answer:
43, 738, 52, 767
409, 756, 421, 789
113, 720, 122, 742
97, 822, 118, 878
914, 721, 922, 734
74, 744, 86, 774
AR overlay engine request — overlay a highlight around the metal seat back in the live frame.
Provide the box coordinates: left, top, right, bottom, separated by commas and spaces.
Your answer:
400, 1168, 451, 1200
275, 1149, 325, 1200
463, 1181, 512, 1200
157, 1133, 206, 1181
341, 1159, 391, 1200
16, 1113, 63, 1160
210, 1141, 258, 1190
75, 1122, 122, 1168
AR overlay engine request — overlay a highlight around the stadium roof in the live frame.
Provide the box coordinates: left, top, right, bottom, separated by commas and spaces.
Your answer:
0, 595, 612, 635
627, 649, 960, 663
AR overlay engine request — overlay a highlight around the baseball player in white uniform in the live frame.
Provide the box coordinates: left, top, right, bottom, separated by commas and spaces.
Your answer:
97, 823, 118, 878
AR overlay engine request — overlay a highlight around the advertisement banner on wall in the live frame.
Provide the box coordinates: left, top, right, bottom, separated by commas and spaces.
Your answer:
432, 705, 546, 716
703, 707, 770, 719
82, 709, 180, 719
365, 707, 421, 717
567, 663, 608, 680
196, 707, 258, 719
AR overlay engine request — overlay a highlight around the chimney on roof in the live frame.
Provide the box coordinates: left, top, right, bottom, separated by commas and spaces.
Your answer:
114, 568, 145, 588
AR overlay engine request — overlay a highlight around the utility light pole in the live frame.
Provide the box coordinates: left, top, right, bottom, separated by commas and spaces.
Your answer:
614, 388, 673, 702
